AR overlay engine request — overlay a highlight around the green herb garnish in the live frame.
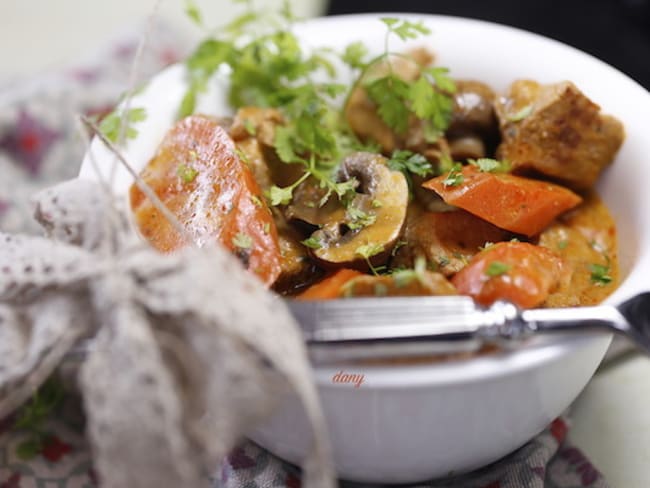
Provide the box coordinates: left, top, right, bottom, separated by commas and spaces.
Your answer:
388, 149, 434, 193
590, 263, 612, 286
347, 206, 377, 230
98, 107, 147, 143
507, 104, 533, 122
232, 232, 253, 249
176, 163, 199, 183
469, 158, 510, 173
442, 163, 465, 187
485, 261, 511, 277
301, 236, 323, 249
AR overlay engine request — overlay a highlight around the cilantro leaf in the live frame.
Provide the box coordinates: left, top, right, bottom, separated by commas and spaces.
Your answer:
301, 236, 323, 249
176, 164, 199, 183
355, 243, 384, 259
507, 104, 533, 122
442, 163, 465, 187
232, 233, 253, 249
365, 75, 411, 134
388, 149, 433, 194
381, 18, 431, 41
468, 158, 511, 173
268, 185, 294, 206
184, 0, 203, 26
485, 261, 511, 277
98, 107, 147, 143
347, 206, 377, 230
426, 66, 456, 94
342, 42, 369, 70
590, 263, 612, 286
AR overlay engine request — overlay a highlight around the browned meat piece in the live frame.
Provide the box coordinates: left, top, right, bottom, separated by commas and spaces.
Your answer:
230, 107, 305, 189
272, 213, 324, 294
230, 106, 283, 146
391, 204, 513, 276
340, 270, 457, 298
538, 191, 619, 307
495, 80, 624, 190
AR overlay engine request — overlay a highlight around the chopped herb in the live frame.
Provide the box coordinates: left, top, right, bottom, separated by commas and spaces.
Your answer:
392, 269, 417, 287
507, 104, 533, 122
235, 148, 250, 164
301, 236, 323, 249
468, 158, 510, 173
232, 232, 253, 249
176, 164, 199, 183
374, 282, 389, 296
347, 206, 376, 230
388, 149, 434, 193
98, 107, 147, 143
558, 239, 569, 250
391, 239, 407, 257
266, 172, 310, 207
342, 41, 369, 70
485, 261, 511, 277
355, 243, 384, 260
356, 243, 385, 276
380, 17, 431, 41
372, 199, 383, 208
184, 0, 203, 26
590, 239, 606, 254
438, 255, 450, 267
268, 185, 293, 206
391, 256, 426, 287
590, 263, 612, 286
442, 163, 465, 187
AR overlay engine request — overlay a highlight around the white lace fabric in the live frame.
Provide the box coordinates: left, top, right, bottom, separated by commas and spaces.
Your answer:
0, 179, 334, 488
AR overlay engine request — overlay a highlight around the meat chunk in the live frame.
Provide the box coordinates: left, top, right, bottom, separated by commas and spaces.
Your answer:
229, 107, 304, 188
391, 205, 513, 276
495, 80, 624, 190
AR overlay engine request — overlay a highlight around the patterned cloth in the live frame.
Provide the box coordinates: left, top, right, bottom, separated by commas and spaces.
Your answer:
0, 20, 610, 488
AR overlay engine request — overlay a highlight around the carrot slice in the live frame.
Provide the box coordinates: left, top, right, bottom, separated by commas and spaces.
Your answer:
130, 115, 281, 286
451, 241, 565, 308
297, 269, 363, 300
422, 166, 582, 236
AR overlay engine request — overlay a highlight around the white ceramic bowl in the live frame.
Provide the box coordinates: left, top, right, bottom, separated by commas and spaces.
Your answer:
79, 14, 650, 483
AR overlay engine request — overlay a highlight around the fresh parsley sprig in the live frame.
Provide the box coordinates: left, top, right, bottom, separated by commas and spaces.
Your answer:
342, 18, 456, 140
387, 149, 434, 193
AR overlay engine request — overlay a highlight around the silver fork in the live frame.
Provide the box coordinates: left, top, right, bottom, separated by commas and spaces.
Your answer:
288, 293, 650, 363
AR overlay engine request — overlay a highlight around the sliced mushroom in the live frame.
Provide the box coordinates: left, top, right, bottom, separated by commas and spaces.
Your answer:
306, 152, 409, 271
449, 135, 486, 160
448, 80, 498, 137
285, 177, 345, 228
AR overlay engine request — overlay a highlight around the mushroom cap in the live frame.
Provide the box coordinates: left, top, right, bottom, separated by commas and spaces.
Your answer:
309, 152, 409, 271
